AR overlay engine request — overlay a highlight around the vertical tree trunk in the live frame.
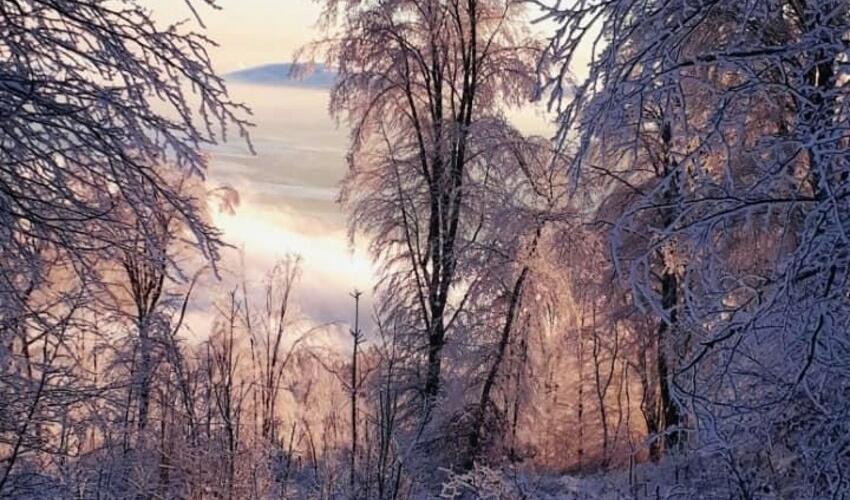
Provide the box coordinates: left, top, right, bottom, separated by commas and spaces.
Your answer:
592, 311, 618, 467
424, 315, 447, 407
350, 291, 363, 498
657, 118, 683, 455
123, 243, 166, 438
576, 299, 586, 470
640, 344, 661, 462
657, 269, 681, 453
138, 319, 152, 433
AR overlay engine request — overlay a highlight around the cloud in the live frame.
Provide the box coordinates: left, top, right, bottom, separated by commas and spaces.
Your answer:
209, 194, 376, 329
190, 83, 379, 345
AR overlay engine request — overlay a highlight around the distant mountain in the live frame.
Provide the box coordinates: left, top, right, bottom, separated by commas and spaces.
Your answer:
224, 63, 336, 88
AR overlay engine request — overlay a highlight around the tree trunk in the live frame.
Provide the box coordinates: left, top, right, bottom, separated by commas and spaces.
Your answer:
657, 118, 683, 455
466, 266, 529, 468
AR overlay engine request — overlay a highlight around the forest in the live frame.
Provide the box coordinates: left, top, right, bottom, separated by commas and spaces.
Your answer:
1, 0, 849, 498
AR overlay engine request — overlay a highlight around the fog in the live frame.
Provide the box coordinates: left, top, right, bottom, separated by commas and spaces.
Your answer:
189, 82, 554, 344
187, 84, 375, 343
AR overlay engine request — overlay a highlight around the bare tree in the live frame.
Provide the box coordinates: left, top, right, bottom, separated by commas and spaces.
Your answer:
0, 0, 250, 276
207, 289, 246, 500
245, 257, 304, 445
304, 0, 542, 417
537, 0, 850, 492
0, 1, 249, 494
349, 290, 364, 498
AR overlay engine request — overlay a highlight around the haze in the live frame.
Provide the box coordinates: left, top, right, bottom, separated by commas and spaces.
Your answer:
144, 0, 321, 72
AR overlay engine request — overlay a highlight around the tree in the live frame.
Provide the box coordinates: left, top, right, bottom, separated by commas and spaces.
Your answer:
0, 1, 249, 495
0, 0, 249, 275
304, 0, 542, 418
245, 256, 304, 445
462, 137, 568, 467
537, 0, 850, 492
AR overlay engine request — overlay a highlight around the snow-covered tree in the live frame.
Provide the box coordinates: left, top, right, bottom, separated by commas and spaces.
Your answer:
0, 1, 249, 495
305, 0, 543, 440
537, 0, 850, 494
311, 0, 543, 409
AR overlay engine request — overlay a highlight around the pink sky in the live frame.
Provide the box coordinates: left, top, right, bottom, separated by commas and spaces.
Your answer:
147, 0, 321, 72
